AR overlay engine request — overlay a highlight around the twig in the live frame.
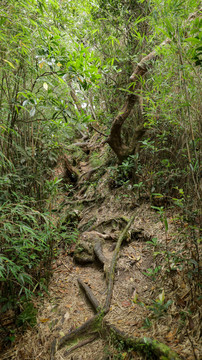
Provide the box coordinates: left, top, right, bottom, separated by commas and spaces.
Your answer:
186, 329, 198, 360
90, 124, 108, 137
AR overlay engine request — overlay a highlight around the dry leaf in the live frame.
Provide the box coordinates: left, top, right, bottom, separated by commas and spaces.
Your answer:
39, 318, 49, 323
39, 62, 45, 69
166, 331, 175, 341
64, 312, 70, 321
121, 301, 131, 307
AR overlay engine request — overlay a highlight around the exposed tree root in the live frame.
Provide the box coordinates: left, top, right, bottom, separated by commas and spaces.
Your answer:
88, 215, 129, 232
102, 323, 181, 360
63, 156, 80, 183
77, 278, 101, 312
63, 197, 101, 205
78, 165, 103, 183
50, 314, 101, 359
94, 241, 107, 266
63, 335, 98, 357
50, 212, 182, 360
104, 212, 136, 311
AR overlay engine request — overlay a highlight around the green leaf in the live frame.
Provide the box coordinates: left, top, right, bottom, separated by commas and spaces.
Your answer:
185, 37, 201, 44
164, 217, 168, 232
3, 59, 16, 69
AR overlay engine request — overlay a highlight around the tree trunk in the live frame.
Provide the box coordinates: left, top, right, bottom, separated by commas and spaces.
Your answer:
106, 39, 171, 163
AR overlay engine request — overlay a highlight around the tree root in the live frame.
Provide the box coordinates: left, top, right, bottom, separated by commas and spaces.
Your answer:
63, 197, 99, 205
104, 212, 136, 311
88, 215, 129, 232
63, 334, 98, 357
78, 165, 103, 183
102, 323, 181, 360
50, 212, 182, 360
77, 278, 101, 312
94, 241, 107, 266
50, 314, 101, 359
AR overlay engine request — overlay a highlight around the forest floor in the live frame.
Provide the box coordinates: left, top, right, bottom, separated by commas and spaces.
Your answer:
1, 141, 201, 360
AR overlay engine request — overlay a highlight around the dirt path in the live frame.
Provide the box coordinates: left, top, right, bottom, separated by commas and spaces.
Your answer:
1, 157, 200, 360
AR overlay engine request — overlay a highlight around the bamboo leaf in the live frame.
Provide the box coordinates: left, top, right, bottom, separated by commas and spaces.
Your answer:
3, 59, 16, 69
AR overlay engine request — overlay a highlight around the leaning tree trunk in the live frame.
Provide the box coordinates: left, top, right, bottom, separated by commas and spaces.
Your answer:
106, 39, 171, 163
106, 7, 200, 163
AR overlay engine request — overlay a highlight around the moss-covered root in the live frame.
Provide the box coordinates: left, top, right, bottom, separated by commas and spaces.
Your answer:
50, 315, 99, 359
105, 324, 181, 360
58, 314, 101, 350
104, 212, 136, 312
